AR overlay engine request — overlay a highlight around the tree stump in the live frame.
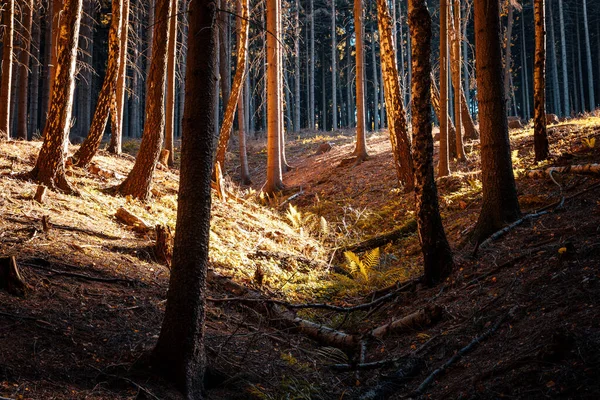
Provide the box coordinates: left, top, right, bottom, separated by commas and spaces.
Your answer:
0, 256, 28, 297
154, 224, 173, 268
159, 149, 170, 167
34, 185, 47, 204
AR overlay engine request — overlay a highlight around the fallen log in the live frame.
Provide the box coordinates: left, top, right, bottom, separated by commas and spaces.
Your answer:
525, 164, 600, 179
115, 207, 152, 232
0, 256, 28, 296
339, 219, 417, 254
370, 305, 443, 339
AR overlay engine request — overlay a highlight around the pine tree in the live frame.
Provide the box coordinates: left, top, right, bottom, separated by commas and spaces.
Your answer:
534, 0, 550, 161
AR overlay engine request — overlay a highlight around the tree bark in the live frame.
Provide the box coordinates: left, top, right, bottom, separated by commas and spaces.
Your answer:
533, 0, 549, 161
409, 0, 454, 286
376, 0, 414, 190
72, 0, 123, 168
0, 0, 14, 139
582, 0, 594, 109
214, 0, 250, 173
27, 0, 82, 193
558, 0, 569, 115
117, 0, 171, 200
309, 0, 315, 129
164, 0, 178, 166
450, 0, 465, 160
472, 0, 521, 242
109, 0, 130, 154
152, 0, 217, 396
76, 0, 94, 138
547, 2, 561, 116
331, 0, 337, 130
29, 4, 42, 138
17, 0, 34, 140
521, 13, 531, 120
264, 0, 284, 194
371, 30, 379, 131
352, 0, 368, 161
438, 0, 450, 176
294, 0, 301, 132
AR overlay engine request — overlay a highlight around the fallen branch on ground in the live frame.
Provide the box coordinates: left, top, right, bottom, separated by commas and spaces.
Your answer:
115, 207, 152, 232
338, 219, 417, 254
370, 305, 443, 339
414, 306, 518, 395
525, 164, 600, 179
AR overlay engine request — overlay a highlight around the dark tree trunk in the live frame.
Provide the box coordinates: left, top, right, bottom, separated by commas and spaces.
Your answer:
27, 0, 82, 193
164, 0, 177, 166
29, 4, 42, 138
17, 0, 34, 140
408, 0, 454, 286
472, 0, 521, 243
152, 0, 217, 396
40, 0, 53, 130
109, 0, 130, 155
72, 0, 122, 168
76, 0, 94, 139
533, 0, 549, 161
117, 0, 171, 200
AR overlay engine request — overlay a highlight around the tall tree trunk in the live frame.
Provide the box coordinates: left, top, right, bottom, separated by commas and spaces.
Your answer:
17, 0, 34, 140
581, 0, 594, 109
408, 0, 454, 287
164, 0, 178, 166
238, 83, 251, 185
462, 0, 470, 117
371, 30, 379, 131
264, 0, 284, 194
77, 0, 94, 138
379, 59, 385, 127
27, 0, 82, 193
472, 0, 521, 243
309, 0, 315, 129
521, 13, 531, 120
431, 77, 458, 147
0, 0, 14, 139
109, 0, 130, 154
29, 4, 42, 138
504, 3, 514, 113
449, 0, 465, 160
72, 0, 123, 168
576, 11, 585, 112
40, 0, 53, 130
152, 0, 216, 396
376, 0, 414, 190
293, 0, 300, 132
214, 0, 249, 171
398, 0, 407, 106
331, 0, 337, 130
533, 0, 549, 161
558, 0, 569, 115
47, 0, 63, 108
438, 0, 450, 176
130, 4, 141, 138
352, 0, 368, 161
547, 2, 561, 115
117, 0, 171, 200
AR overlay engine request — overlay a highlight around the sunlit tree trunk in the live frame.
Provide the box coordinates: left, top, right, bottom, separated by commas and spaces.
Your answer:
438, 0, 450, 176
72, 0, 123, 168
164, 0, 178, 166
27, 0, 82, 193
152, 0, 216, 396
352, 0, 368, 161
449, 0, 465, 160
0, 0, 14, 139
117, 0, 171, 200
214, 0, 249, 171
472, 0, 521, 242
408, 0, 454, 286
533, 0, 549, 161
376, 0, 414, 190
371, 29, 379, 131
109, 0, 129, 154
264, 0, 284, 194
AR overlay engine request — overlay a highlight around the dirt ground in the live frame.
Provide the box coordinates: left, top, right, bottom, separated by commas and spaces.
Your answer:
1, 116, 600, 399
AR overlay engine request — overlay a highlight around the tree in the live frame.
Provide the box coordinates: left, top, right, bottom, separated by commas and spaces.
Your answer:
264, 0, 284, 194
376, 0, 414, 190
0, 0, 14, 139
214, 0, 250, 173
117, 0, 171, 200
76, 0, 95, 138
472, 0, 521, 242
72, 0, 123, 168
17, 0, 34, 140
438, 0, 450, 177
331, 0, 337, 131
408, 0, 454, 286
533, 0, 549, 161
108, 0, 130, 154
164, 0, 178, 166
152, 0, 217, 395
26, 0, 83, 193
352, 0, 369, 162
449, 0, 466, 160
558, 0, 569, 115
582, 0, 594, 109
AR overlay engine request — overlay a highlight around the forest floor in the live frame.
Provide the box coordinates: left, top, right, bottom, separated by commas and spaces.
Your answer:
1, 115, 600, 399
